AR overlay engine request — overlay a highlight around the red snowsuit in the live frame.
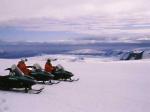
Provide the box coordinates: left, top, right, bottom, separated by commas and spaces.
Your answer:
45, 62, 55, 73
17, 61, 31, 75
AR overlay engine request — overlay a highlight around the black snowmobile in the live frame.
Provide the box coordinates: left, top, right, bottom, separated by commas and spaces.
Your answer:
0, 65, 43, 94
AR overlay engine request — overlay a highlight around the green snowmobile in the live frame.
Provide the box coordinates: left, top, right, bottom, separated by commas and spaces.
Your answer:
30, 64, 79, 82
28, 64, 59, 85
0, 65, 43, 94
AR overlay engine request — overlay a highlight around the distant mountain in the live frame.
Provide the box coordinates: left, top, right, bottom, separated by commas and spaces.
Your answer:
0, 41, 150, 59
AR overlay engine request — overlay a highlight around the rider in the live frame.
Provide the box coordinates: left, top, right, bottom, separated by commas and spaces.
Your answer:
17, 59, 31, 75
44, 59, 56, 73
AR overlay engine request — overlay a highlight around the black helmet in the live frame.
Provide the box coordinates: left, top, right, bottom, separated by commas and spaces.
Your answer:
21, 58, 28, 62
47, 58, 51, 62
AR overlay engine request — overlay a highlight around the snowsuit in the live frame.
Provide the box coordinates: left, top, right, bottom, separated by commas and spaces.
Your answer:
17, 61, 31, 75
44, 62, 55, 73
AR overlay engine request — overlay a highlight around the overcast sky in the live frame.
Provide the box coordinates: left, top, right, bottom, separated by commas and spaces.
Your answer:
0, 0, 150, 21
0, 0, 150, 41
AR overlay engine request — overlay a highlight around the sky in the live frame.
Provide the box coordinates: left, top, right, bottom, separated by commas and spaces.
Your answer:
0, 0, 150, 42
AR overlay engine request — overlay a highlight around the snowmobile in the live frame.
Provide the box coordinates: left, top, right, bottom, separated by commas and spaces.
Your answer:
52, 64, 79, 82
0, 65, 43, 94
29, 64, 60, 85
31, 64, 79, 82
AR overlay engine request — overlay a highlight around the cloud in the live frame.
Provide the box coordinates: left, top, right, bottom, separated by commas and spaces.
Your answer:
0, 0, 150, 21
0, 0, 150, 36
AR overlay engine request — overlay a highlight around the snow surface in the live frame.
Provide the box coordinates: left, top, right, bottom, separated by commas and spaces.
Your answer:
0, 55, 150, 112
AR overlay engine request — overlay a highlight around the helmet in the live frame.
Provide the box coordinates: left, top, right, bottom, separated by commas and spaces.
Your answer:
24, 58, 28, 61
47, 58, 51, 62
21, 58, 28, 62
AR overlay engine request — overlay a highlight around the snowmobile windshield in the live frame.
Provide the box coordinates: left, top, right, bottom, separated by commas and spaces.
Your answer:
33, 63, 42, 71
11, 64, 24, 76
56, 64, 64, 70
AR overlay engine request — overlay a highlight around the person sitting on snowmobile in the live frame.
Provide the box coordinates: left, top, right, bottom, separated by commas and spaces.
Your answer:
44, 59, 56, 73
17, 59, 31, 75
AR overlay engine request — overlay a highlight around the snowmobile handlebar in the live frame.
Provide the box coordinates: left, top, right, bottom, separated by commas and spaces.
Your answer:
5, 68, 12, 72
27, 66, 34, 68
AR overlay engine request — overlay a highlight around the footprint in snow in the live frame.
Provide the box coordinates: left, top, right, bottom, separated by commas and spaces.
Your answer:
0, 98, 9, 112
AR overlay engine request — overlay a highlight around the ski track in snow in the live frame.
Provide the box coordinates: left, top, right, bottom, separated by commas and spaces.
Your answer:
0, 56, 150, 112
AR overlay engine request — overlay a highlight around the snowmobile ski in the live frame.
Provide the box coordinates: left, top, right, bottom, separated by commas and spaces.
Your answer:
37, 80, 60, 85
46, 80, 61, 85
31, 86, 44, 92
28, 88, 43, 94
68, 78, 79, 82
60, 78, 79, 82
0, 87, 43, 94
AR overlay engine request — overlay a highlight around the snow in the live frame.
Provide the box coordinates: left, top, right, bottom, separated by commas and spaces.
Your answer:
0, 55, 150, 112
